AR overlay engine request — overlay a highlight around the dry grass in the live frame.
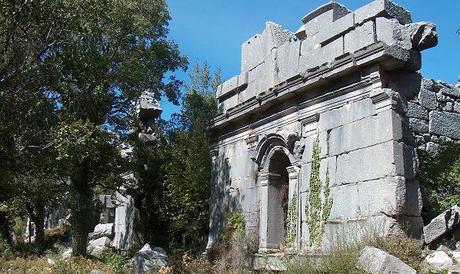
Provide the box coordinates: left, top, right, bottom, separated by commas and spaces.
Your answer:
0, 255, 125, 274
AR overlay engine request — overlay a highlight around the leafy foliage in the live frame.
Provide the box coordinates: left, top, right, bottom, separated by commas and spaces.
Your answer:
1, 0, 187, 256
305, 136, 333, 248
418, 143, 460, 222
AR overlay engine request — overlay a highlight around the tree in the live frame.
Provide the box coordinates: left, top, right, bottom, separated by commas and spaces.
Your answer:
1, 0, 187, 256
164, 62, 220, 251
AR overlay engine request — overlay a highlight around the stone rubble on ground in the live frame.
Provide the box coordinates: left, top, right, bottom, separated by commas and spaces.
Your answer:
424, 205, 460, 245
358, 246, 417, 274
423, 251, 454, 272
87, 236, 112, 257
131, 244, 168, 274
89, 223, 114, 240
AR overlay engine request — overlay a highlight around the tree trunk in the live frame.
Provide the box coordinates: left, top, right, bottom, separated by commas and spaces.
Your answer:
0, 211, 12, 247
70, 160, 93, 257
29, 201, 45, 250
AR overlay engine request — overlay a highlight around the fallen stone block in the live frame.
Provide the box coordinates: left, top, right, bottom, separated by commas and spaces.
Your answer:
89, 223, 114, 240
131, 244, 168, 274
423, 251, 454, 273
358, 246, 416, 274
88, 236, 112, 257
424, 205, 460, 245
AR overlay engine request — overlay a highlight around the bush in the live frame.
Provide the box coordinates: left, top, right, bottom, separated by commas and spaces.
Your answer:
100, 250, 128, 273
373, 236, 423, 270
418, 143, 460, 222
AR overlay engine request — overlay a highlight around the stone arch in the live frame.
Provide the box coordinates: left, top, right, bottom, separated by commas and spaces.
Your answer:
252, 133, 297, 172
255, 133, 300, 253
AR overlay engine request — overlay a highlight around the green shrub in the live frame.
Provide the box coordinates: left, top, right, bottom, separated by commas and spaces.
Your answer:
100, 250, 128, 273
418, 143, 460, 221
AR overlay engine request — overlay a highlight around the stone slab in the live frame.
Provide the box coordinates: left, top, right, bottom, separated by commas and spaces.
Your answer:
358, 246, 416, 274
318, 98, 377, 132
407, 102, 428, 120
419, 88, 438, 110
429, 111, 460, 139
354, 0, 412, 26
424, 205, 460, 245
344, 21, 375, 54
329, 110, 402, 156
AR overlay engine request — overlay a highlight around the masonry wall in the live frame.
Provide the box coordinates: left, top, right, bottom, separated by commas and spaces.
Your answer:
207, 0, 442, 254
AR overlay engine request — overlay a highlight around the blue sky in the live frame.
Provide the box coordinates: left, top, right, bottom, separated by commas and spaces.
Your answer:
161, 0, 460, 119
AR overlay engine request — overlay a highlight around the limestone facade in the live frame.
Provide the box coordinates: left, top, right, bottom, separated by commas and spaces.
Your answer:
206, 0, 458, 254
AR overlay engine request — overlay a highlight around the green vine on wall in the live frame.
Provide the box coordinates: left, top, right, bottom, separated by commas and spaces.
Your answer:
306, 136, 333, 248
286, 190, 298, 248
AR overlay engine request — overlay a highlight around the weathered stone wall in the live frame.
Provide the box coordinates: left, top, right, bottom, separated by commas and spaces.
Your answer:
405, 79, 460, 154
207, 0, 444, 254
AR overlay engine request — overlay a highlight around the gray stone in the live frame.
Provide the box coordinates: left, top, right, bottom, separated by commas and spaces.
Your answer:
426, 142, 440, 155
388, 70, 422, 99
300, 2, 350, 37
277, 40, 301, 83
443, 102, 454, 112
423, 251, 454, 272
407, 102, 428, 120
61, 248, 72, 259
316, 12, 354, 45
354, 0, 412, 25
419, 88, 438, 110
89, 223, 114, 240
454, 103, 460, 113
318, 98, 376, 132
131, 244, 168, 274
375, 17, 412, 50
423, 78, 436, 90
424, 205, 460, 245
437, 93, 450, 103
335, 141, 400, 185
329, 110, 401, 156
90, 270, 105, 274
450, 265, 460, 274
441, 87, 460, 99
358, 246, 417, 274
407, 22, 438, 51
88, 236, 111, 257
409, 118, 429, 133
137, 91, 162, 120
344, 21, 375, 54
429, 111, 460, 139
452, 251, 460, 263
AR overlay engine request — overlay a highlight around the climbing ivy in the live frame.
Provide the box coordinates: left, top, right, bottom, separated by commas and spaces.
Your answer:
286, 190, 298, 248
306, 136, 333, 248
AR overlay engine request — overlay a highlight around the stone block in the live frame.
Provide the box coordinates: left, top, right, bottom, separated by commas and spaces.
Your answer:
388, 70, 422, 99
316, 12, 354, 45
301, 2, 350, 37
454, 102, 460, 113
358, 246, 417, 274
241, 35, 264, 72
335, 141, 398, 185
423, 205, 460, 245
219, 75, 239, 98
277, 40, 301, 83
328, 110, 401, 156
407, 102, 428, 120
241, 22, 294, 72
344, 21, 375, 54
405, 181, 423, 217
409, 118, 428, 134
353, 0, 412, 25
89, 223, 114, 240
429, 111, 460, 139
419, 88, 438, 110
300, 35, 343, 70
441, 86, 460, 99
318, 98, 376, 132
375, 17, 411, 50
422, 251, 453, 273
329, 183, 360, 220
356, 176, 408, 217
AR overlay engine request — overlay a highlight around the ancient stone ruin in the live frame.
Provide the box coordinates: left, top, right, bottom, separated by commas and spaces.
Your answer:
207, 0, 460, 255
